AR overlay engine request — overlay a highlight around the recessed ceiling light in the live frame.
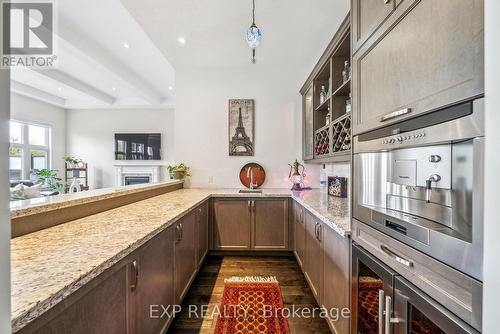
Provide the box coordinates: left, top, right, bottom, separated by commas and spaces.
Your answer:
178, 37, 186, 45
123, 43, 130, 49
57, 87, 62, 91
111, 86, 117, 91
168, 86, 173, 91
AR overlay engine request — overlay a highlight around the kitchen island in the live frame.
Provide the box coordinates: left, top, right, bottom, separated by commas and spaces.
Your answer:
10, 186, 350, 333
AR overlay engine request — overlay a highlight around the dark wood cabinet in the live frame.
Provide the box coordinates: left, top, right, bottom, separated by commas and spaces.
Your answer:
352, 0, 484, 135
174, 211, 197, 304
212, 199, 252, 250
196, 201, 209, 267
304, 212, 323, 304
293, 201, 306, 268
252, 199, 289, 250
322, 223, 350, 334
134, 228, 174, 334
34, 262, 132, 334
212, 199, 289, 251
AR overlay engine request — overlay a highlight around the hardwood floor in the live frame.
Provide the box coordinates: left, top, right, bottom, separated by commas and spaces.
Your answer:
167, 255, 332, 334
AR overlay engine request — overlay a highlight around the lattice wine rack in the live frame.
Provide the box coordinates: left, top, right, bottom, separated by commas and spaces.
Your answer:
314, 114, 351, 157
314, 126, 330, 156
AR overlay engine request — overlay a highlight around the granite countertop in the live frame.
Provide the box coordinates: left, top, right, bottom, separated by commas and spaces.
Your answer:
10, 180, 184, 219
11, 187, 350, 332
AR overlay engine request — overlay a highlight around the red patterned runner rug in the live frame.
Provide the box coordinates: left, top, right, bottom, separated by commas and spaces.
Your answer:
214, 276, 290, 334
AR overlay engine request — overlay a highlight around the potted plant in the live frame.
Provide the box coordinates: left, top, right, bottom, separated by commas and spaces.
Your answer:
167, 163, 191, 180
64, 154, 79, 168
30, 169, 65, 192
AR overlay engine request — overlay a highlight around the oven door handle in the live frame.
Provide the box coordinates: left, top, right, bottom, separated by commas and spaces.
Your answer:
381, 245, 414, 268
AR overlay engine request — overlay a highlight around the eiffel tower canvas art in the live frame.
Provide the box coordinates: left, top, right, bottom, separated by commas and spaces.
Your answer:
228, 99, 254, 156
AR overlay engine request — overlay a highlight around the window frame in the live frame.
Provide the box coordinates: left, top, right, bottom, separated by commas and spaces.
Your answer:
9, 120, 52, 180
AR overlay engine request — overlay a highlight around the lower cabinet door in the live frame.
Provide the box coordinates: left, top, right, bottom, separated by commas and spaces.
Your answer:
252, 199, 289, 250
393, 277, 480, 334
35, 262, 132, 334
135, 228, 174, 334
212, 200, 251, 250
304, 213, 323, 303
293, 202, 306, 268
322, 224, 350, 334
196, 201, 209, 267
174, 212, 197, 304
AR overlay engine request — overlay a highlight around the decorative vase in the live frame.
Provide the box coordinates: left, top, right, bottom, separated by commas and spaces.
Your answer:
69, 177, 81, 193
171, 171, 185, 180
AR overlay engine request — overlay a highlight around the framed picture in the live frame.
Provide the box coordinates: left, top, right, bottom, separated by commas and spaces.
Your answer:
228, 99, 254, 156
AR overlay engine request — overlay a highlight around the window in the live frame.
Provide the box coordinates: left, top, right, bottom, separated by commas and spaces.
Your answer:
9, 121, 51, 180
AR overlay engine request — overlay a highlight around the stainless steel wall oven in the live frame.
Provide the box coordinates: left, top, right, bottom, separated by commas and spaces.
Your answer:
352, 99, 484, 332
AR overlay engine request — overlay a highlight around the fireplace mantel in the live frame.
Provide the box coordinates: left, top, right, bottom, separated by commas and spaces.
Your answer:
114, 163, 165, 186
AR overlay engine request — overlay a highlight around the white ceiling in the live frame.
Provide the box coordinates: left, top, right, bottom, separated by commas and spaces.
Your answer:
11, 0, 349, 109
122, 0, 350, 72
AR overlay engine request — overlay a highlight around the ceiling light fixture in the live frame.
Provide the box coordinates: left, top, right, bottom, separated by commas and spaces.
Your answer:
178, 37, 186, 45
112, 87, 117, 91
245, 0, 262, 64
168, 86, 173, 91
123, 43, 130, 49
57, 87, 62, 91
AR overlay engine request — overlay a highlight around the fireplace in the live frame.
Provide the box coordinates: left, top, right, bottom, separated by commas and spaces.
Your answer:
124, 175, 151, 186
115, 164, 163, 187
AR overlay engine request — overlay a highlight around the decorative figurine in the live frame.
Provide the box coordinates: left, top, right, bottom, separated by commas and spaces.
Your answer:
288, 159, 310, 191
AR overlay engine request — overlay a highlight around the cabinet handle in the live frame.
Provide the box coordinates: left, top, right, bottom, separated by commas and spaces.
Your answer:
314, 223, 318, 239
317, 224, 322, 241
130, 260, 138, 290
381, 245, 414, 268
378, 290, 384, 334
248, 200, 251, 209
175, 225, 181, 242
380, 108, 411, 122
385, 295, 401, 333
180, 223, 183, 241
251, 200, 255, 210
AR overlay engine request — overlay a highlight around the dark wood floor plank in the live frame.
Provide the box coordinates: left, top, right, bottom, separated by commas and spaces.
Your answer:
167, 255, 331, 334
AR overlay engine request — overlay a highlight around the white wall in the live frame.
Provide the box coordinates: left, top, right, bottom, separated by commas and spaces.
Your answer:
10, 94, 67, 178
175, 67, 319, 188
483, 0, 500, 332
66, 108, 175, 189
0, 69, 11, 333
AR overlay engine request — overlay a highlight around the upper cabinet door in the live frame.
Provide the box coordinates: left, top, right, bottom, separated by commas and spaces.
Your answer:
351, 0, 395, 53
302, 84, 314, 160
352, 0, 484, 135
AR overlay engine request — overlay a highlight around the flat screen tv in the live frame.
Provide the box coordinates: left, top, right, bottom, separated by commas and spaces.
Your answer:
115, 133, 161, 160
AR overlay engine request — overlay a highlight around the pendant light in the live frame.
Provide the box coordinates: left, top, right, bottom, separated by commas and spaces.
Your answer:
245, 0, 262, 64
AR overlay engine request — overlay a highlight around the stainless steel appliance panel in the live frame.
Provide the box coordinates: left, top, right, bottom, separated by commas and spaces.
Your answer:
393, 276, 480, 334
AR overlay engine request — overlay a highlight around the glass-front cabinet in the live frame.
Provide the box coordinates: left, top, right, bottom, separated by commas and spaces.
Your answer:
302, 84, 314, 160
352, 244, 397, 334
393, 277, 479, 334
352, 244, 480, 334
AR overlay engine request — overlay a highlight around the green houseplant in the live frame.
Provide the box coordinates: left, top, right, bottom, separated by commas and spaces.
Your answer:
63, 154, 82, 168
167, 163, 191, 180
31, 168, 65, 191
